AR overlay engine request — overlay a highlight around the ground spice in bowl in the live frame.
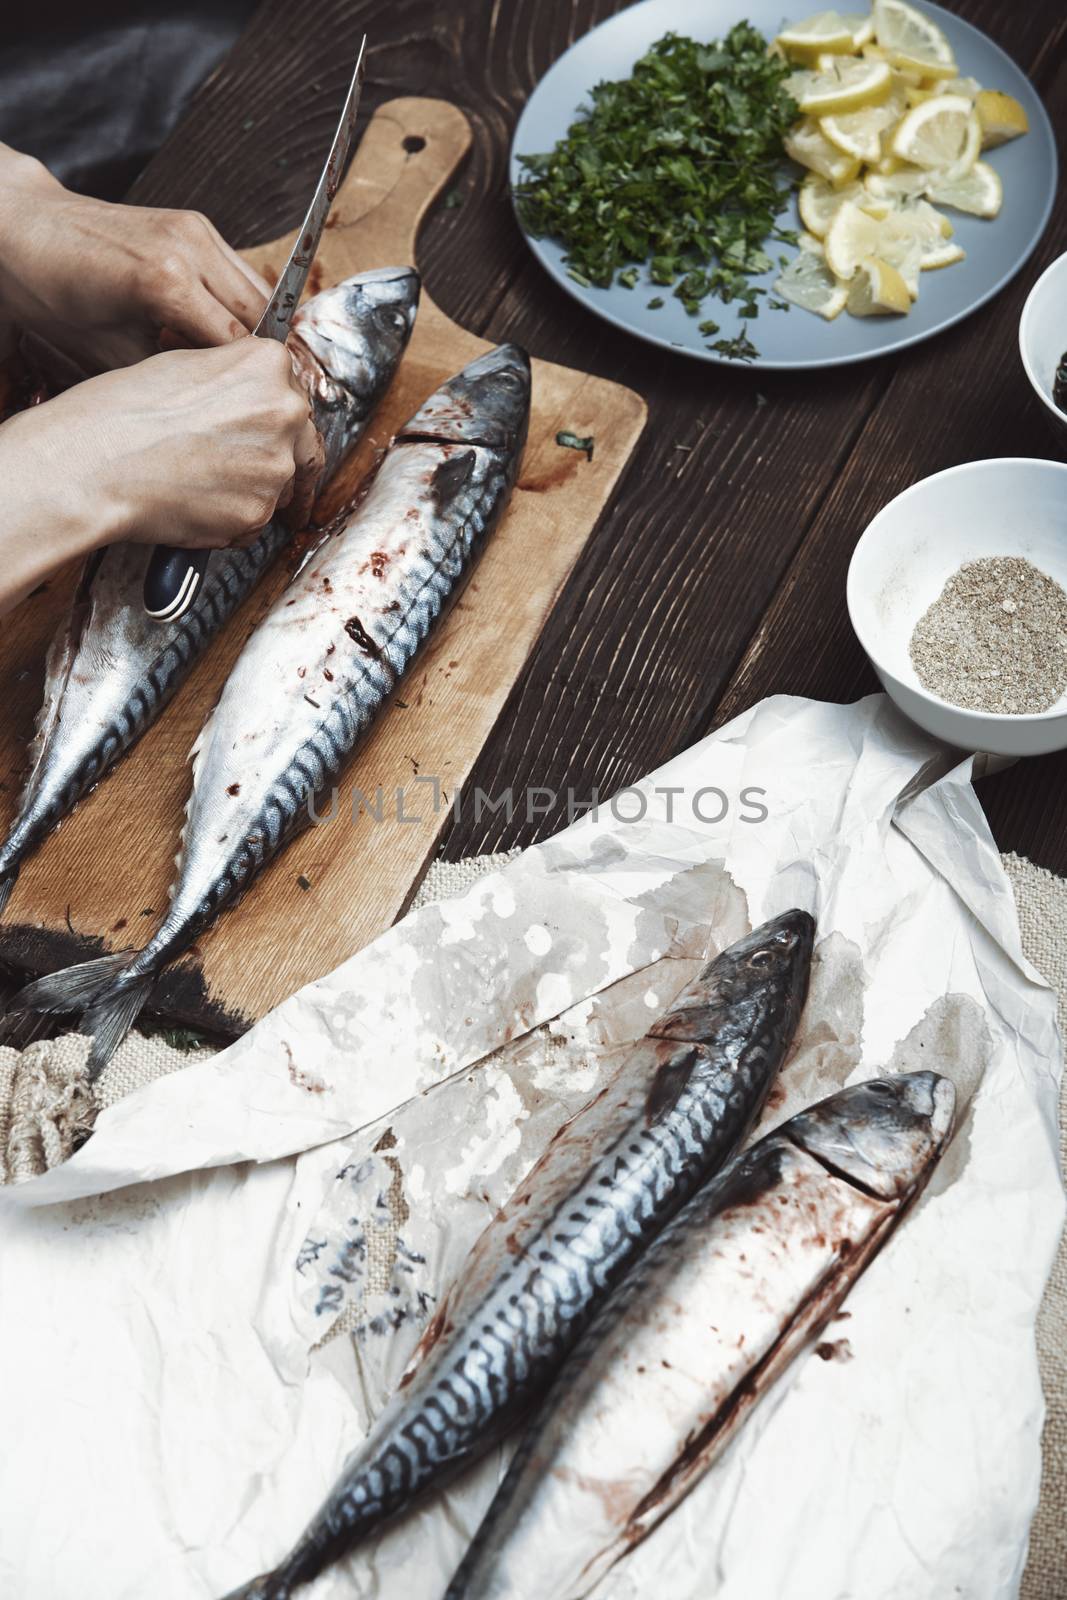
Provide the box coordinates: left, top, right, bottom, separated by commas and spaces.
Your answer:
909, 556, 1067, 715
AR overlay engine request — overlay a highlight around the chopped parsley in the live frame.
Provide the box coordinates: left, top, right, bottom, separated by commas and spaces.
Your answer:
515, 24, 798, 357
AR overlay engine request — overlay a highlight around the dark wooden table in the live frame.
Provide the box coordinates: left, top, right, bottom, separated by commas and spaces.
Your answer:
131, 0, 1067, 872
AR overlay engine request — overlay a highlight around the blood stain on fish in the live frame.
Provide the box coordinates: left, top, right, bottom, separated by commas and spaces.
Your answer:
344, 616, 381, 656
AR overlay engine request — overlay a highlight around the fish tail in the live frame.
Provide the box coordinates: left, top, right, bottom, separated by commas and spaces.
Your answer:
82, 971, 155, 1077
9, 952, 153, 1078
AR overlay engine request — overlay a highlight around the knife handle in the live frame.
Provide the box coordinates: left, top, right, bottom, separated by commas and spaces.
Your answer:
143, 546, 211, 621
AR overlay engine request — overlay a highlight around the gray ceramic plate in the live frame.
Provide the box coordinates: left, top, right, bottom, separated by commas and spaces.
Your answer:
509, 0, 1057, 368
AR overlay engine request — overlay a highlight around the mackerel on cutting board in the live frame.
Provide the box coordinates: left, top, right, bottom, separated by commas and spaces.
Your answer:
0, 97, 647, 1036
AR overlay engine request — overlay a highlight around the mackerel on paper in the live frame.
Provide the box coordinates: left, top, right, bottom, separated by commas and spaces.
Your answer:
222, 910, 814, 1599
447, 1072, 955, 1598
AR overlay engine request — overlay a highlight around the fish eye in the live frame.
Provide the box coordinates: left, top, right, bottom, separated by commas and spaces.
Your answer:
748, 948, 774, 968
496, 370, 523, 392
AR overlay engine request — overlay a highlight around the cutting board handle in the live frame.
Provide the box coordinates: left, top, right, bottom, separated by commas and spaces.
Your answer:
243, 97, 473, 289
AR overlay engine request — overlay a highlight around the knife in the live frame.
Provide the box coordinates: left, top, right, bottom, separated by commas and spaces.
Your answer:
143, 37, 367, 622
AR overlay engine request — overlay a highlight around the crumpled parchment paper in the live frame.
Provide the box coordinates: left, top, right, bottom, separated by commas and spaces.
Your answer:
0, 694, 1061, 1600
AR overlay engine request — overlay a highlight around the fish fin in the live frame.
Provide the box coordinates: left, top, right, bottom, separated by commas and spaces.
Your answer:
9, 950, 154, 1076
0, 869, 17, 918
9, 952, 132, 1017
82, 972, 155, 1078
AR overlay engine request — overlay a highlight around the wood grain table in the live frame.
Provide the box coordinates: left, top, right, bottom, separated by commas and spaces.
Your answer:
129, 0, 1067, 872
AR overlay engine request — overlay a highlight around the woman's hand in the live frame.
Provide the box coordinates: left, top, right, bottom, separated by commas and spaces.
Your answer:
0, 145, 270, 372
0, 339, 319, 615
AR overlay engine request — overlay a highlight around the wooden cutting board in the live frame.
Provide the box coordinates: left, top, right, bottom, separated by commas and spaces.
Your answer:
0, 98, 647, 1036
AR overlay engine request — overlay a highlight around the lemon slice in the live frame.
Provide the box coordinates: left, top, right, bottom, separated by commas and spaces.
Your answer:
864, 165, 930, 201
873, 0, 957, 79
881, 201, 958, 277
776, 11, 857, 58
826, 198, 952, 293
821, 84, 907, 163
842, 12, 876, 49
785, 118, 864, 184
847, 256, 912, 315
925, 160, 1003, 217
891, 95, 981, 174
824, 200, 886, 279
798, 174, 875, 235
871, 152, 906, 174
919, 239, 965, 269
975, 89, 1029, 147
775, 247, 849, 319
788, 57, 893, 117
938, 76, 982, 102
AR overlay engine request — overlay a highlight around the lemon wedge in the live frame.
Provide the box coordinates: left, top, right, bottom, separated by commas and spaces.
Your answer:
826, 198, 955, 293
824, 200, 886, 279
938, 76, 982, 102
821, 83, 907, 163
775, 246, 849, 319
891, 95, 981, 174
846, 256, 912, 314
788, 57, 893, 116
925, 160, 1003, 217
882, 201, 959, 275
842, 12, 876, 49
776, 11, 857, 58
864, 165, 930, 201
798, 174, 875, 235
975, 89, 1029, 147
873, 0, 957, 79
785, 118, 864, 184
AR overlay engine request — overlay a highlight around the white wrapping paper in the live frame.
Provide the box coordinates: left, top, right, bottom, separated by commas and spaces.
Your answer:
0, 694, 1061, 1600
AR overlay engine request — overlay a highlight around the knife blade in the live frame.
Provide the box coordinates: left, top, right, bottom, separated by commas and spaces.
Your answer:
142, 37, 367, 622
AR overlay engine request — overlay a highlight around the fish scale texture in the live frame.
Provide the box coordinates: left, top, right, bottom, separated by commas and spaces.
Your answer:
239, 914, 812, 1597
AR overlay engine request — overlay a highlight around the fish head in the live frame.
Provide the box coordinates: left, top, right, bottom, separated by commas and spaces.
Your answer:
653, 910, 815, 1044
291, 266, 420, 470
785, 1072, 956, 1200
400, 343, 532, 454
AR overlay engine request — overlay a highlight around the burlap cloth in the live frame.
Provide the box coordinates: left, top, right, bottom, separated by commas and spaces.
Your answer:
1, 847, 1062, 1593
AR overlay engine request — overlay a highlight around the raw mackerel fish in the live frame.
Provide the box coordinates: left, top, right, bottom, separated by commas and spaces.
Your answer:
222, 910, 815, 1600
447, 1072, 955, 1600
15, 343, 530, 1072
0, 267, 419, 916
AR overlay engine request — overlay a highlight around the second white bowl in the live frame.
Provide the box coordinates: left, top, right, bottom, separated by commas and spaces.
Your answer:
847, 457, 1067, 757
1019, 251, 1067, 448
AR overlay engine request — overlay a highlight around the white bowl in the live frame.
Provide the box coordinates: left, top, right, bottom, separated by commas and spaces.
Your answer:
847, 458, 1067, 757
1019, 251, 1067, 447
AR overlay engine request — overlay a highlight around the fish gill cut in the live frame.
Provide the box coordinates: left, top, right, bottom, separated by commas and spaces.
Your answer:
11, 343, 531, 1074
446, 1071, 956, 1600
219, 911, 814, 1600
0, 267, 420, 919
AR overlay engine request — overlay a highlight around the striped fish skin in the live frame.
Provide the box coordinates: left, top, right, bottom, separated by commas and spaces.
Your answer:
14, 344, 530, 1072
0, 267, 419, 917
447, 1072, 956, 1600
222, 911, 814, 1600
